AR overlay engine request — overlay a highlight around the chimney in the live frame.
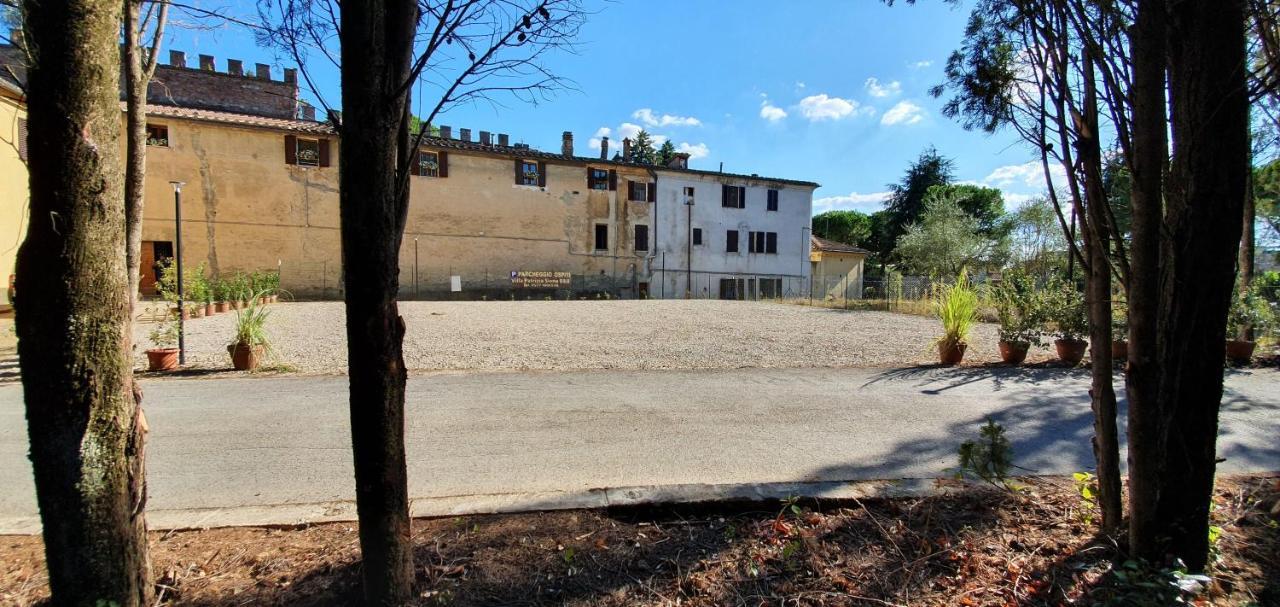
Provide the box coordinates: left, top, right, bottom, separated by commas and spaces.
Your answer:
561, 131, 574, 156
599, 136, 609, 160
199, 54, 215, 70
459, 128, 471, 142
300, 104, 316, 121
255, 63, 271, 79
169, 50, 187, 68
622, 137, 632, 161
498, 133, 510, 147
227, 58, 243, 76
440, 125, 452, 139
479, 130, 491, 146
283, 68, 297, 84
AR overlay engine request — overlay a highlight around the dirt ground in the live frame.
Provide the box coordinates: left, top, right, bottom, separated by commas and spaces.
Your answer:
3, 475, 1276, 606
123, 299, 1044, 376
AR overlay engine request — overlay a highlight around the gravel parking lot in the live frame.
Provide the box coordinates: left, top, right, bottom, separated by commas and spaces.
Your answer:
131, 300, 1050, 374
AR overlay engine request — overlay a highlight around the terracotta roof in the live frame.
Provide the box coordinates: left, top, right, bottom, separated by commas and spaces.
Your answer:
138, 104, 334, 135
811, 235, 870, 254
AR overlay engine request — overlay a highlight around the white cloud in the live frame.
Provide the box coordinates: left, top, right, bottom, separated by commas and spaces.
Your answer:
617, 122, 644, 141
813, 191, 892, 212
676, 142, 709, 160
632, 108, 702, 128
759, 96, 787, 122
1002, 192, 1035, 207
587, 126, 611, 150
797, 94, 868, 121
864, 77, 901, 98
908, 60, 933, 70
981, 161, 1068, 190
880, 100, 926, 126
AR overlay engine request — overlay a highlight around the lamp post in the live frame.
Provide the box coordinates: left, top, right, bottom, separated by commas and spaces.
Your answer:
170, 181, 186, 365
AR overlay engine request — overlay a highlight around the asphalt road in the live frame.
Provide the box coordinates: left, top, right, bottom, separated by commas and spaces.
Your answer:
2, 366, 1278, 530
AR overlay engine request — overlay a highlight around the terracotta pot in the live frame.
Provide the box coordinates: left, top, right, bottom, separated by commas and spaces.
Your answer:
270, 294, 279, 303
1225, 340, 1256, 365
227, 343, 264, 371
205, 303, 215, 316
1111, 340, 1128, 360
998, 341, 1029, 365
145, 348, 179, 371
215, 301, 230, 313
189, 306, 203, 318
1055, 339, 1088, 366
237, 300, 248, 309
259, 296, 269, 305
938, 341, 967, 365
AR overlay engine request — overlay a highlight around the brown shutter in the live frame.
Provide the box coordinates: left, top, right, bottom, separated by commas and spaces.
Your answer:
586, 166, 593, 187
285, 134, 297, 164
647, 181, 656, 202
410, 151, 421, 176
318, 138, 330, 167
608, 169, 617, 191
537, 161, 547, 187
438, 151, 448, 177
514, 158, 522, 184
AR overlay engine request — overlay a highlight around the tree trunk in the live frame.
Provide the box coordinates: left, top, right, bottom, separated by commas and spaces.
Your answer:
1077, 58, 1123, 536
338, 0, 419, 603
1125, 0, 1169, 564
1149, 0, 1250, 572
16, 0, 151, 604
1239, 157, 1255, 341
123, 0, 148, 312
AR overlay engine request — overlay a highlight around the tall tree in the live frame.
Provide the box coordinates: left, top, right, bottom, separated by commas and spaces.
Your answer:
16, 0, 150, 603
1134, 0, 1250, 569
261, 0, 584, 600
895, 188, 1004, 276
883, 146, 954, 251
631, 129, 657, 164
656, 139, 676, 166
123, 0, 169, 311
812, 209, 872, 247
923, 183, 1010, 238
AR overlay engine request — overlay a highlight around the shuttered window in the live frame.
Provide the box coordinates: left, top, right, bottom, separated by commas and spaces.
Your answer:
749, 231, 779, 254
412, 150, 448, 177
634, 225, 649, 252
767, 189, 779, 211
594, 224, 609, 250
726, 229, 739, 253
721, 184, 746, 208
516, 159, 545, 186
286, 135, 330, 167
692, 228, 703, 246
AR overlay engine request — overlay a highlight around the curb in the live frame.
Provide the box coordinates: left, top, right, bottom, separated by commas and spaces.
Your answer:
0, 477, 946, 535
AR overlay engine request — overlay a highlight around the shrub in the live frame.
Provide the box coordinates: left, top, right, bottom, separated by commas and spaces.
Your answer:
1044, 276, 1088, 341
934, 269, 980, 349
148, 320, 179, 349
1227, 283, 1276, 339
957, 418, 1014, 488
991, 269, 1044, 346
231, 291, 273, 349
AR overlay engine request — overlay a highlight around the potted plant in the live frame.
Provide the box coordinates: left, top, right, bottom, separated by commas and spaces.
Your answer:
934, 269, 980, 365
1111, 296, 1128, 360
992, 270, 1043, 365
264, 270, 281, 303
213, 277, 231, 313
1225, 286, 1273, 365
145, 320, 180, 371
228, 290, 272, 371
1046, 278, 1088, 365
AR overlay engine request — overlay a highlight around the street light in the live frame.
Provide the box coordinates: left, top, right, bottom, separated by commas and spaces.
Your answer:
170, 181, 186, 365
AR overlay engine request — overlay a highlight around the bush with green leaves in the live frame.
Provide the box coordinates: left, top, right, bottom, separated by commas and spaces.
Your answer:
957, 418, 1014, 488
231, 291, 273, 350
1044, 276, 1088, 341
991, 269, 1044, 346
1227, 283, 1276, 339
148, 319, 179, 349
934, 269, 980, 349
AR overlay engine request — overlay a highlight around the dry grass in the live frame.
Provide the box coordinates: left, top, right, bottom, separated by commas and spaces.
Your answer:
3, 475, 1276, 606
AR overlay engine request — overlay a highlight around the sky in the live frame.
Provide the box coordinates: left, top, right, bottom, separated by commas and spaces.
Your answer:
162, 0, 1056, 216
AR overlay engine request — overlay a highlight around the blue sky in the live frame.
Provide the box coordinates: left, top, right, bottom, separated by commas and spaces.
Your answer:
165, 0, 1055, 214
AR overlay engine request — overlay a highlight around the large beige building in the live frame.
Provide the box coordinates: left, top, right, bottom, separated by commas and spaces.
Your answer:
0, 74, 26, 309
1, 45, 817, 300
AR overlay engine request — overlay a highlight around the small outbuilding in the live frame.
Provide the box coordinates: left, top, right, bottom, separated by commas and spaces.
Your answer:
809, 235, 869, 300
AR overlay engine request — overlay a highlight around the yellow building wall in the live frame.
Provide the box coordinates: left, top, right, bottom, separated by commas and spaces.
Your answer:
141, 116, 657, 298
0, 93, 27, 308
812, 251, 866, 300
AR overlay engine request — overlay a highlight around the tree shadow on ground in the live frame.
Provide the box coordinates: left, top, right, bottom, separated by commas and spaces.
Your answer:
859, 363, 1091, 394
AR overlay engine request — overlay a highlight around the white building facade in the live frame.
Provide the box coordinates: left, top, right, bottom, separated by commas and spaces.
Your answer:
649, 169, 816, 299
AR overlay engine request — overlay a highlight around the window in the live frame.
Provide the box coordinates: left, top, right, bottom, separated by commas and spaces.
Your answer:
594, 224, 609, 250
634, 225, 649, 252
285, 135, 329, 167
760, 278, 782, 298
629, 180, 650, 201
721, 184, 746, 208
767, 189, 779, 211
415, 151, 441, 177
588, 168, 610, 190
749, 231, 779, 254
726, 229, 739, 253
683, 186, 696, 203
516, 159, 544, 186
692, 228, 703, 246
146, 124, 169, 147
296, 137, 321, 166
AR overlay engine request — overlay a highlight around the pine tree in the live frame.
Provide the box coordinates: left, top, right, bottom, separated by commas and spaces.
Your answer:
631, 130, 658, 164
657, 139, 677, 166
